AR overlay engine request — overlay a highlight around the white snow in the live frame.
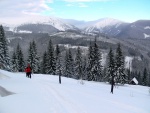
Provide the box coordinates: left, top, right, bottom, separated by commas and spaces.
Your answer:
131, 25, 136, 28
22, 16, 77, 31
143, 33, 150, 39
135, 56, 142, 61
0, 71, 10, 79
125, 56, 133, 70
84, 18, 122, 33
8, 46, 14, 52
94, 18, 121, 28
62, 44, 88, 50
2, 16, 78, 32
132, 77, 138, 85
101, 52, 107, 67
144, 26, 150, 29
0, 69, 150, 113
50, 32, 83, 39
114, 30, 121, 35
115, 23, 122, 28
18, 30, 32, 33
7, 37, 22, 43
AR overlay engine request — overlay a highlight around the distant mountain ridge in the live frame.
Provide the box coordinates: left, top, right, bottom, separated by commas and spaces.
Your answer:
83, 18, 126, 36
1, 17, 150, 72
1, 17, 150, 39
116, 20, 150, 39
78, 18, 150, 39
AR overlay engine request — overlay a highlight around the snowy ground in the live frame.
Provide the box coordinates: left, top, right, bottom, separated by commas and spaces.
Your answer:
0, 69, 150, 113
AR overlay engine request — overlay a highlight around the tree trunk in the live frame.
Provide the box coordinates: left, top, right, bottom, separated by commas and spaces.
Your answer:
59, 70, 61, 84
111, 76, 114, 94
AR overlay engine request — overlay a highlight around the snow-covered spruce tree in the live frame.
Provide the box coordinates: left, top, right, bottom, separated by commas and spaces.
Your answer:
92, 38, 102, 81
46, 39, 56, 75
87, 38, 102, 81
75, 47, 83, 80
142, 68, 148, 86
127, 68, 131, 83
64, 50, 69, 77
0, 25, 10, 70
105, 48, 116, 94
27, 42, 33, 66
137, 71, 142, 85
102, 67, 107, 82
55, 44, 62, 76
27, 41, 40, 73
55, 45, 62, 84
55, 44, 60, 60
115, 43, 127, 84
106, 48, 115, 83
32, 41, 40, 73
16, 44, 25, 72
11, 51, 18, 72
82, 56, 87, 80
41, 51, 48, 74
86, 41, 94, 81
64, 49, 74, 78
149, 72, 150, 87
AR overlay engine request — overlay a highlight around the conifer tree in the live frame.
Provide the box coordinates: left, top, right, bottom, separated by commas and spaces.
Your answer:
127, 68, 131, 83
64, 49, 74, 78
55, 45, 62, 76
137, 71, 142, 85
55, 44, 60, 61
11, 51, 18, 72
148, 72, 150, 87
55, 45, 62, 84
103, 67, 107, 82
41, 51, 48, 74
87, 38, 102, 81
142, 68, 148, 86
64, 50, 69, 77
16, 44, 25, 72
87, 41, 94, 81
75, 47, 83, 80
0, 25, 10, 70
91, 38, 102, 81
47, 39, 56, 75
27, 42, 33, 67
27, 41, 40, 73
105, 48, 116, 93
32, 41, 40, 73
115, 43, 127, 84
106, 48, 115, 83
82, 56, 87, 80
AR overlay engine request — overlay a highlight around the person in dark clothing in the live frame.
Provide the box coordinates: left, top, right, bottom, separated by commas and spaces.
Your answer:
25, 64, 32, 78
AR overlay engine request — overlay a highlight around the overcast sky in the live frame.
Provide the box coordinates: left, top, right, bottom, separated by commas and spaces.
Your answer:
0, 0, 150, 24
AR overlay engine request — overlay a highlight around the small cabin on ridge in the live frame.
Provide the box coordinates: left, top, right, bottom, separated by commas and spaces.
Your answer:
130, 77, 138, 85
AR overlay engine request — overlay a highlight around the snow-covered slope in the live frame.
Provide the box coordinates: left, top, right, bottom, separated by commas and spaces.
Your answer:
15, 16, 79, 32
117, 20, 150, 39
83, 18, 125, 35
0, 70, 150, 113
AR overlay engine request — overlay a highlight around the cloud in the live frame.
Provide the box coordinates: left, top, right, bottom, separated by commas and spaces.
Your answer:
66, 4, 75, 7
66, 3, 88, 8
64, 0, 112, 2
78, 3, 88, 7
0, 0, 53, 17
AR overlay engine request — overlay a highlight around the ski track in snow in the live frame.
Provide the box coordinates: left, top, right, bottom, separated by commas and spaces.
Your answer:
0, 70, 150, 113
37, 79, 147, 113
38, 80, 87, 113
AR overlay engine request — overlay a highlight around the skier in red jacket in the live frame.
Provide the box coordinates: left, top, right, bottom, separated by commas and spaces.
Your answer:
25, 64, 32, 78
